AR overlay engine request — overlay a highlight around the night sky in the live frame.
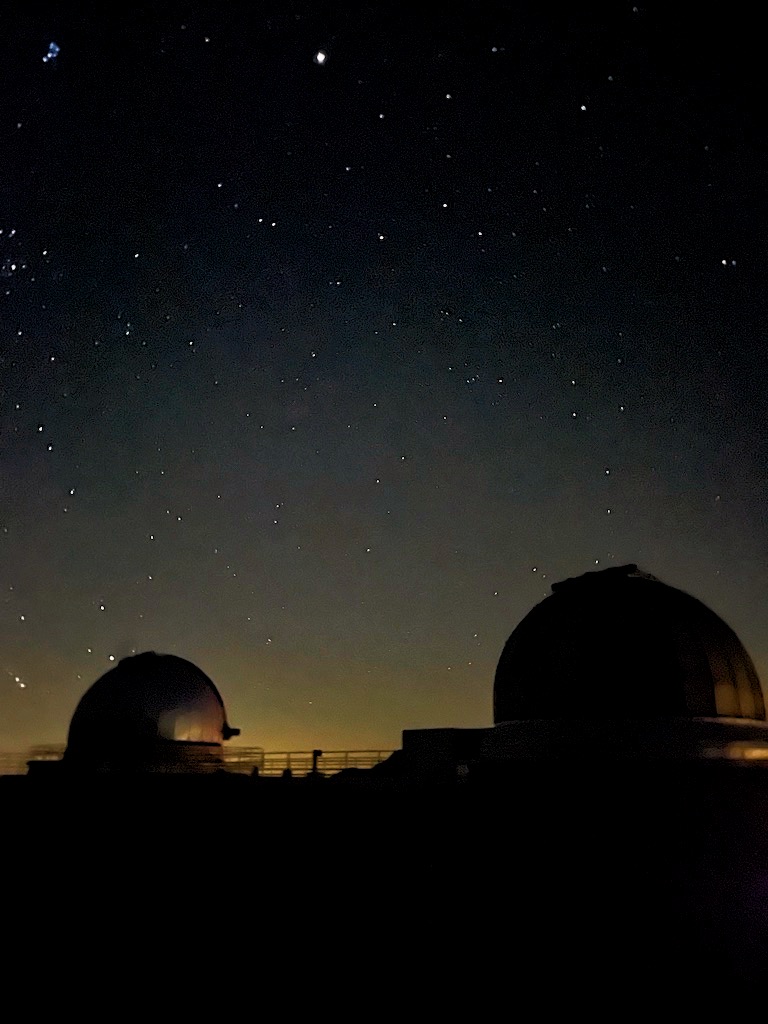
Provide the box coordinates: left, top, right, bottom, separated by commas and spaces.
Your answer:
2, 3, 767, 753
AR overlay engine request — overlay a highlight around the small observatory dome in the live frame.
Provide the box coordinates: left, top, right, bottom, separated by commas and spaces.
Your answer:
493, 565, 765, 724
64, 651, 240, 772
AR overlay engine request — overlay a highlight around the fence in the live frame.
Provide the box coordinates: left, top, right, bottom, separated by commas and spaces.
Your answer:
0, 746, 394, 777
224, 749, 394, 776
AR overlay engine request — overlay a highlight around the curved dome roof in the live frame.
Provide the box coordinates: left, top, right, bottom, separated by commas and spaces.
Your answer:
494, 565, 765, 724
65, 652, 239, 768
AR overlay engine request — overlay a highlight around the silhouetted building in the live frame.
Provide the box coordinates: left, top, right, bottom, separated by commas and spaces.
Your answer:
390, 564, 768, 777
494, 563, 764, 721
55, 651, 240, 773
10, 565, 768, 994
23, 564, 768, 780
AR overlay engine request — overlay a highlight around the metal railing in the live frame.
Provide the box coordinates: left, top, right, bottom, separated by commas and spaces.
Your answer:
0, 746, 394, 777
225, 749, 394, 776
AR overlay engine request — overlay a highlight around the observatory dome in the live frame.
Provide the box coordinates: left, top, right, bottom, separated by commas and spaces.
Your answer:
493, 565, 765, 724
64, 651, 239, 771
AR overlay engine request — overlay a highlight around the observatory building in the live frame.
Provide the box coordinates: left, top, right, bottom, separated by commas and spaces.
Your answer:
56, 651, 240, 773
394, 564, 768, 775
494, 563, 764, 722
23, 563, 768, 779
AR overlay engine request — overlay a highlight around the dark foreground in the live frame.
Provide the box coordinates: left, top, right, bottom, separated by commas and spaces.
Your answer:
4, 763, 767, 1004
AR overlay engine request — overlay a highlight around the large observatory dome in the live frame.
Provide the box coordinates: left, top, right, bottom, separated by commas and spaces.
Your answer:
64, 651, 239, 771
493, 565, 765, 724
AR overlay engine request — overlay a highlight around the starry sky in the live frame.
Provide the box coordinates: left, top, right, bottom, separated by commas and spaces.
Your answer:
2, 3, 767, 753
